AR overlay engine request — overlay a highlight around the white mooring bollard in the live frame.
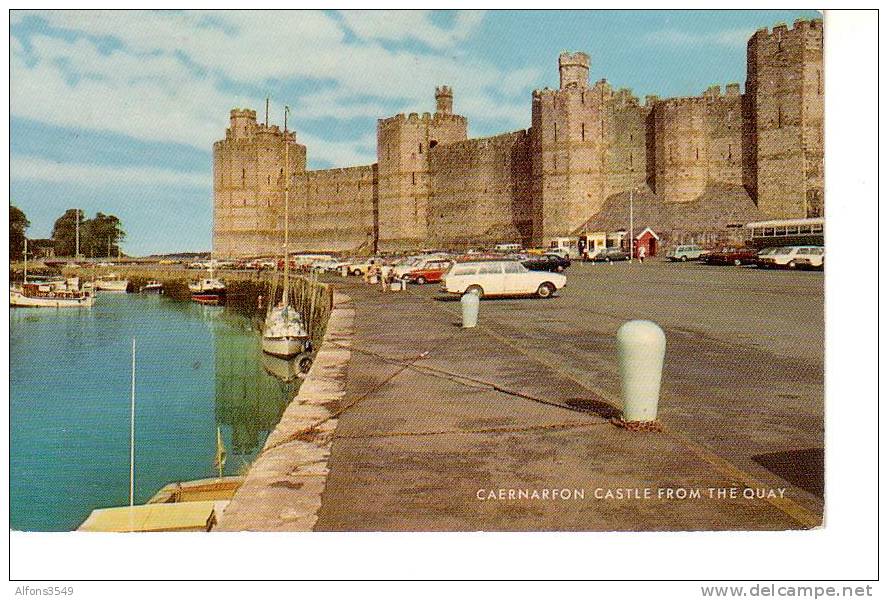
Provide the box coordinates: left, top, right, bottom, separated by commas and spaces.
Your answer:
461, 289, 480, 328
617, 320, 666, 422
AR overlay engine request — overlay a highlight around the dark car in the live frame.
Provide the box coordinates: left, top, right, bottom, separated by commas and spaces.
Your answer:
592, 248, 630, 262
522, 253, 571, 272
702, 246, 759, 266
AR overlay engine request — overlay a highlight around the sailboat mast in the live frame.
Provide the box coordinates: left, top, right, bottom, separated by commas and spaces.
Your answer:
23, 237, 27, 284
130, 337, 136, 508
283, 106, 290, 307
75, 210, 80, 259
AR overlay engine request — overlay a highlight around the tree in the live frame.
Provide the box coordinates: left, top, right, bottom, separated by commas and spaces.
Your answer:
51, 209, 126, 257
52, 209, 85, 257
10, 205, 30, 260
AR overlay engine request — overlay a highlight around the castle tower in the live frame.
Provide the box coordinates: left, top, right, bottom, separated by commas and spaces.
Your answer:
435, 86, 453, 115
213, 108, 307, 258
747, 18, 824, 218
530, 53, 609, 246
558, 52, 590, 90
376, 87, 467, 251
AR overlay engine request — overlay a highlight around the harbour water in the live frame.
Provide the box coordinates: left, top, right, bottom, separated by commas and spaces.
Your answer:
10, 293, 299, 531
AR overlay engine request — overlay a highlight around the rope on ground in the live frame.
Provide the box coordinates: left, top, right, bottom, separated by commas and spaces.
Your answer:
334, 420, 610, 441
255, 328, 463, 458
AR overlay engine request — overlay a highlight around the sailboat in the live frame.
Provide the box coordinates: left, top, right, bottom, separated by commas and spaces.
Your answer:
10, 237, 95, 308
189, 260, 226, 305
261, 106, 311, 359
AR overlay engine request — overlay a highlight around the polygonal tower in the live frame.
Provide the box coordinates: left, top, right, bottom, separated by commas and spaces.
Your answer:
531, 52, 610, 246
213, 108, 307, 258
746, 18, 824, 218
376, 87, 468, 251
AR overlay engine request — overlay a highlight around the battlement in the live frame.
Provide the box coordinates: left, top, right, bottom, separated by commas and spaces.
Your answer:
750, 18, 823, 41
435, 85, 454, 114
304, 164, 376, 179
378, 111, 467, 127
230, 108, 257, 120
431, 129, 531, 153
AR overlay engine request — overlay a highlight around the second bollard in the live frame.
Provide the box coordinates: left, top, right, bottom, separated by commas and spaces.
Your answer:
617, 320, 666, 422
461, 289, 480, 328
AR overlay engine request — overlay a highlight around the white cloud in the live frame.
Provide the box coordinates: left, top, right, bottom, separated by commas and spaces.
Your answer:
11, 155, 207, 188
337, 10, 485, 49
644, 27, 754, 49
10, 10, 538, 167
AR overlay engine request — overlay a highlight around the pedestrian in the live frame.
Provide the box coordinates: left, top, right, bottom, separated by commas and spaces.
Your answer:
638, 245, 647, 263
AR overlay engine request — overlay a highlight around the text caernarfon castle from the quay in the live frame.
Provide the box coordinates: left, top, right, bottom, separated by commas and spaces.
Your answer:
213, 18, 823, 257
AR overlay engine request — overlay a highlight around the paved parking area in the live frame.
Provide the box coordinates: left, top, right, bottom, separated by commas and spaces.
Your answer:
314, 261, 823, 530
407, 260, 825, 514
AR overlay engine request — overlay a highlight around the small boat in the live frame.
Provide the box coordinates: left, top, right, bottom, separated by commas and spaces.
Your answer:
140, 280, 163, 294
95, 274, 130, 292
261, 303, 311, 358
189, 263, 225, 305
10, 283, 95, 308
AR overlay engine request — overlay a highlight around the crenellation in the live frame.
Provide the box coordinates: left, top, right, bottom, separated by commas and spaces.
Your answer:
213, 18, 823, 257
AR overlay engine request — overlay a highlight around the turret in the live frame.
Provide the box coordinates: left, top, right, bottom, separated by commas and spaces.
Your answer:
558, 52, 590, 90
229, 108, 257, 140
435, 85, 453, 115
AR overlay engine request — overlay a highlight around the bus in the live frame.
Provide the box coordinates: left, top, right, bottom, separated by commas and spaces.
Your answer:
744, 217, 824, 249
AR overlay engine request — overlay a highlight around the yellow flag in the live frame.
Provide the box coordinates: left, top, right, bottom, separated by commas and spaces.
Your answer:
214, 426, 226, 477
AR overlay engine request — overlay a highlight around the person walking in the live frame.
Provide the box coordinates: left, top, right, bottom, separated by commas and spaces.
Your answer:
638, 245, 647, 263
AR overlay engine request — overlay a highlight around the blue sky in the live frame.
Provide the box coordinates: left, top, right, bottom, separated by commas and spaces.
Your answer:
10, 9, 820, 255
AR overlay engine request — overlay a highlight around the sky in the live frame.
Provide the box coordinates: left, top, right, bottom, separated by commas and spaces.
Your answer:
10, 9, 821, 256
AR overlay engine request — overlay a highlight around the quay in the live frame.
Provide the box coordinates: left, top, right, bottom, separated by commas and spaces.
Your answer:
215, 261, 824, 531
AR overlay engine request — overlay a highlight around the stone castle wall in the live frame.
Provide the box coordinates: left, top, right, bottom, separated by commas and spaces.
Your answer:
212, 18, 823, 257
427, 129, 533, 248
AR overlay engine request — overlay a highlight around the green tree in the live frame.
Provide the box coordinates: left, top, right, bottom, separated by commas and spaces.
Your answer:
51, 209, 85, 257
52, 209, 126, 257
10, 205, 30, 260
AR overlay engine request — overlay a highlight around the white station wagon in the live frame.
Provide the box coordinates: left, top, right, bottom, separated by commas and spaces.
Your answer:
441, 260, 567, 298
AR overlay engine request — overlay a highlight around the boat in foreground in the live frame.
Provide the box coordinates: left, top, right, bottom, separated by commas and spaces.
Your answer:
261, 303, 312, 359
189, 263, 225, 305
10, 283, 95, 308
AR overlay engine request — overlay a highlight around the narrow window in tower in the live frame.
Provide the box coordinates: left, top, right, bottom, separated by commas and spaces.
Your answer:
817, 70, 822, 95
581, 123, 585, 141
728, 144, 733, 160
412, 172, 416, 185
419, 143, 423, 154
242, 168, 246, 183
553, 122, 557, 142
695, 147, 699, 161
629, 153, 633, 170
777, 106, 783, 128
267, 175, 270, 184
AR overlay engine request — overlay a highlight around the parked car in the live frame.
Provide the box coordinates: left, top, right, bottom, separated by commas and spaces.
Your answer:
591, 248, 630, 262
441, 260, 566, 298
757, 246, 824, 269
702, 247, 759, 266
522, 253, 571, 272
793, 247, 825, 270
666, 244, 707, 262
311, 257, 341, 272
403, 259, 453, 284
347, 257, 384, 276
754, 247, 780, 267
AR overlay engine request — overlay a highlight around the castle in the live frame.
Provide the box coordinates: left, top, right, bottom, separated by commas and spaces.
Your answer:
213, 18, 823, 257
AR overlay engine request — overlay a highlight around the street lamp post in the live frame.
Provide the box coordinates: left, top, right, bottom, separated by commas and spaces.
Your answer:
629, 188, 635, 263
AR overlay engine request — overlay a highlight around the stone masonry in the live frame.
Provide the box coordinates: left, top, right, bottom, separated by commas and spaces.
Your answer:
213, 19, 823, 257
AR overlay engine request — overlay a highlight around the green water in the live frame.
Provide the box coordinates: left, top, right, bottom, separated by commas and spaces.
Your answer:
10, 293, 299, 531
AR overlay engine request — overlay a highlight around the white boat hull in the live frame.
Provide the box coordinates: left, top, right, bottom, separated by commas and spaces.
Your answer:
95, 280, 129, 292
10, 290, 95, 308
261, 336, 306, 358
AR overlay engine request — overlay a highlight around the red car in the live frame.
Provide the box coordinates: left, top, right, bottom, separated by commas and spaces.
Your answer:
702, 247, 759, 266
403, 259, 453, 284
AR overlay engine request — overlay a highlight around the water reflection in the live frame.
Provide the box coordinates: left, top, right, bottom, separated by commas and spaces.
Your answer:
261, 352, 303, 383
212, 314, 298, 455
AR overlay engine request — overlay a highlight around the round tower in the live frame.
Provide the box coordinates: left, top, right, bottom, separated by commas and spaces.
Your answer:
435, 86, 453, 115
558, 52, 589, 90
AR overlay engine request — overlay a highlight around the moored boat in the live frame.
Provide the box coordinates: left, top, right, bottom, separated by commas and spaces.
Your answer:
95, 274, 130, 292
261, 303, 312, 359
189, 263, 225, 304
140, 280, 163, 293
10, 283, 95, 308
